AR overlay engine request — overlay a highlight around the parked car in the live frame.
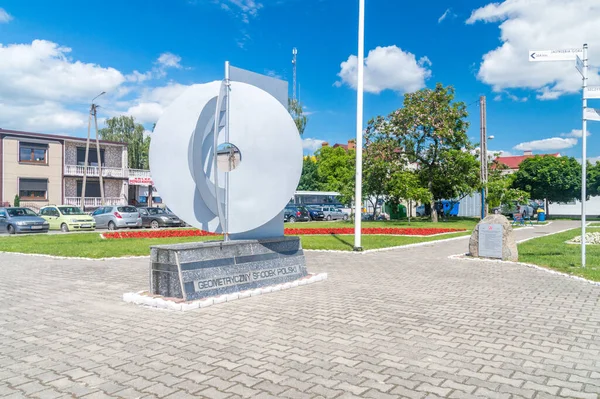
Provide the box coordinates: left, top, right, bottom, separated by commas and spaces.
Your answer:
306, 206, 325, 221
92, 206, 142, 230
492, 202, 534, 218
284, 205, 310, 223
0, 207, 49, 234
40, 205, 96, 232
318, 206, 348, 221
415, 205, 426, 216
138, 207, 183, 228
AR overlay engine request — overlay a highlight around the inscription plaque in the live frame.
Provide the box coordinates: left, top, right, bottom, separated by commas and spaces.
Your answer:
478, 223, 503, 259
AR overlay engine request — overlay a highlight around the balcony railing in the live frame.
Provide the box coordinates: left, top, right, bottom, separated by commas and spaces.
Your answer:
64, 197, 124, 207
64, 165, 127, 178
128, 169, 151, 178
64, 165, 152, 179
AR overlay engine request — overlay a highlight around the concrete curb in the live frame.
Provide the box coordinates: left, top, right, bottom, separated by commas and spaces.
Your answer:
448, 254, 600, 288
123, 272, 328, 311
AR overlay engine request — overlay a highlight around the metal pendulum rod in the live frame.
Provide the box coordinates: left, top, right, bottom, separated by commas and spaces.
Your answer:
223, 65, 230, 241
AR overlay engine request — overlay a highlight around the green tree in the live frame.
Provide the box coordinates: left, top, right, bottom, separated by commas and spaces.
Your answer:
486, 169, 529, 209
372, 83, 477, 222
297, 156, 324, 191
99, 116, 150, 169
316, 146, 355, 204
588, 160, 600, 198
288, 98, 308, 135
512, 156, 581, 205
387, 170, 431, 222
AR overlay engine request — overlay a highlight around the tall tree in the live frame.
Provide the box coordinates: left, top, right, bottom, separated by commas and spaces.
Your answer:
512, 156, 581, 205
316, 146, 355, 204
486, 167, 530, 209
297, 156, 324, 191
288, 98, 308, 135
588, 160, 600, 198
387, 170, 432, 222
99, 116, 150, 169
371, 83, 477, 222
363, 119, 402, 218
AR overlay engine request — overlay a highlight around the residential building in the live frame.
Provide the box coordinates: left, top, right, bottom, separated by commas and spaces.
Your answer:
0, 129, 152, 211
493, 150, 561, 174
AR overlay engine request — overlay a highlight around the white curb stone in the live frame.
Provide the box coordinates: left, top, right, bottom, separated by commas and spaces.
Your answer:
122, 272, 328, 312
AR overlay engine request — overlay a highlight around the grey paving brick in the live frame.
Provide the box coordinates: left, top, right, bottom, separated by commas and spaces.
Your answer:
0, 221, 596, 399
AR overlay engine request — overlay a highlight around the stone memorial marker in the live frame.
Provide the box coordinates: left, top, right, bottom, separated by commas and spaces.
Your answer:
469, 214, 518, 261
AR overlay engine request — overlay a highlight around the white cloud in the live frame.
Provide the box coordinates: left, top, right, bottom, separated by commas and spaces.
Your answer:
438, 8, 456, 23
217, 0, 263, 23
0, 101, 87, 131
0, 40, 125, 103
123, 83, 190, 124
302, 138, 326, 153
491, 150, 514, 157
467, 0, 600, 99
0, 8, 12, 23
0, 39, 187, 132
561, 129, 590, 138
514, 137, 577, 151
157, 52, 182, 69
265, 69, 282, 79
336, 46, 432, 94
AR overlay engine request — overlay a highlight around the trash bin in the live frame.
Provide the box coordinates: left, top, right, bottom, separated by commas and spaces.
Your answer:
537, 210, 546, 222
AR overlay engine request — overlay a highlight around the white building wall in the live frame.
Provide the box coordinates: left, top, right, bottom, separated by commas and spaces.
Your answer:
548, 196, 600, 216
457, 193, 482, 217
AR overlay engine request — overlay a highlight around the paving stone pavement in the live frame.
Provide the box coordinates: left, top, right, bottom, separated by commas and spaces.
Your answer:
0, 221, 599, 399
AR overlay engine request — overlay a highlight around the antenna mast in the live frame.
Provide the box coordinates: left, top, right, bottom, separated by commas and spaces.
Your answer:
292, 47, 297, 101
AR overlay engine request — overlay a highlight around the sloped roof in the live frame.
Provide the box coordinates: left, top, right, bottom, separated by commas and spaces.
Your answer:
494, 153, 560, 169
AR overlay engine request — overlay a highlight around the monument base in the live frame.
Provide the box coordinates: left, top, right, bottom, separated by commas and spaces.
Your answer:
150, 236, 308, 301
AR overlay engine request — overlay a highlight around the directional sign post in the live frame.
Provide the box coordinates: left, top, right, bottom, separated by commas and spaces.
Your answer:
584, 86, 600, 99
528, 45, 589, 267
529, 48, 583, 62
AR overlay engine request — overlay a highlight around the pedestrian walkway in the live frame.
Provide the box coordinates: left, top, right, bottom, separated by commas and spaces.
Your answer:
0, 221, 598, 398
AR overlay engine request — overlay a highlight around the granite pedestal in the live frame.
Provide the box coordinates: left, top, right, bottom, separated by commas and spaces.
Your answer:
150, 236, 307, 301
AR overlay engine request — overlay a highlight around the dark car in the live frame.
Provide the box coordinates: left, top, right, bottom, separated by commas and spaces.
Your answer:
306, 206, 325, 221
0, 207, 49, 234
138, 207, 183, 228
284, 205, 310, 223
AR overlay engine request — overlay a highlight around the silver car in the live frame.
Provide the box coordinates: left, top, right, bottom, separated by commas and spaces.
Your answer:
0, 207, 49, 234
319, 206, 348, 221
92, 206, 142, 230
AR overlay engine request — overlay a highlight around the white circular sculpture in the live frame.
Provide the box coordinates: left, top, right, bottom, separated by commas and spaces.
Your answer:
150, 72, 302, 238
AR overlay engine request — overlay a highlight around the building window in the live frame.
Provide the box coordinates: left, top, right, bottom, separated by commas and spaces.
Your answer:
19, 142, 48, 164
19, 178, 48, 200
77, 147, 105, 167
76, 180, 102, 197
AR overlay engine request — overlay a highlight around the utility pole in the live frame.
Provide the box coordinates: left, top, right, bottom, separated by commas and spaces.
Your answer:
81, 92, 105, 211
479, 95, 488, 219
292, 48, 297, 101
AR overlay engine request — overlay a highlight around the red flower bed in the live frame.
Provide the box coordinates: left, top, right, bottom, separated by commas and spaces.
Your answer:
102, 227, 464, 239
284, 227, 464, 236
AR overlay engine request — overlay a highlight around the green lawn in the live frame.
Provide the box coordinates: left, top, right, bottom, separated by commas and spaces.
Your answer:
293, 217, 479, 230
0, 223, 472, 258
518, 229, 600, 281
589, 222, 600, 228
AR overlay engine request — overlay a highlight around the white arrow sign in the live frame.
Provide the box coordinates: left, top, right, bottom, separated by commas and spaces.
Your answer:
576, 55, 584, 76
529, 48, 583, 62
584, 108, 600, 121
584, 86, 600, 99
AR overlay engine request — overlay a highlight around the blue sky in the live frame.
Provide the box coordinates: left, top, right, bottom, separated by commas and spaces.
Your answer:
0, 0, 599, 162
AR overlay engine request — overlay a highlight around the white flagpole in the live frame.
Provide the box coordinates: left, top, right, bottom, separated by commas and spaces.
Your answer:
581, 43, 588, 267
354, 0, 365, 251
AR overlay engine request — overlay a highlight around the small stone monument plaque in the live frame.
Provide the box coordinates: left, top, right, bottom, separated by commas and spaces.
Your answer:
478, 223, 503, 259
469, 214, 518, 261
